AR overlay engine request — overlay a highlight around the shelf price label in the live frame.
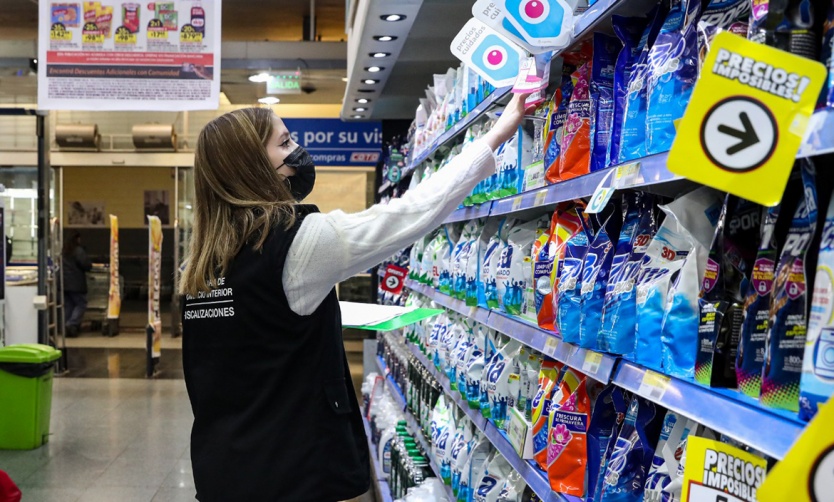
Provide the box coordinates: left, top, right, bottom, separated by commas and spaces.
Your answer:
582, 351, 603, 375
543, 336, 559, 357
512, 196, 523, 211
681, 436, 768, 502
534, 190, 548, 207
638, 369, 671, 401
667, 32, 826, 207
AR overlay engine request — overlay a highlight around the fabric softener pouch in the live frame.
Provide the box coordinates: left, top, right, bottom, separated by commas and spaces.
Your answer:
590, 34, 622, 173
547, 369, 593, 497
645, 0, 703, 157
599, 395, 665, 502
799, 186, 834, 421
558, 213, 593, 344
610, 16, 651, 168
533, 360, 564, 470
560, 61, 593, 180
580, 203, 623, 350
600, 192, 657, 354
762, 161, 819, 412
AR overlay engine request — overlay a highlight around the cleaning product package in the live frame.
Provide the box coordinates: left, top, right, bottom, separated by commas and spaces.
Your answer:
642, 410, 680, 501
560, 61, 593, 180
488, 340, 523, 429
420, 232, 442, 285
532, 360, 563, 470
448, 321, 470, 389
799, 187, 834, 421
589, 386, 630, 502
469, 219, 501, 308
459, 435, 491, 502
497, 471, 527, 502
497, 219, 546, 317
580, 203, 623, 350
451, 422, 474, 495
599, 192, 657, 354
545, 64, 577, 184
440, 412, 459, 483
747, 0, 820, 59
435, 229, 454, 291
431, 395, 453, 465
461, 325, 485, 401
599, 396, 665, 502
610, 15, 651, 168
467, 346, 488, 409
695, 195, 761, 388
762, 161, 818, 412
481, 334, 507, 417
546, 369, 593, 496
533, 212, 559, 322
645, 0, 704, 157
454, 222, 481, 300
518, 349, 543, 419
540, 205, 584, 331
590, 34, 623, 173
473, 452, 513, 502
486, 220, 516, 310
558, 213, 593, 344
453, 327, 475, 394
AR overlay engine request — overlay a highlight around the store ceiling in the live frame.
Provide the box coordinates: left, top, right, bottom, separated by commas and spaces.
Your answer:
0, 0, 473, 117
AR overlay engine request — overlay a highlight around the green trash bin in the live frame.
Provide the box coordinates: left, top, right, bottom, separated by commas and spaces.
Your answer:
0, 344, 62, 450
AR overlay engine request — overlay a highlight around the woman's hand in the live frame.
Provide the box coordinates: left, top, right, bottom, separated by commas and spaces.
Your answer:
484, 92, 531, 151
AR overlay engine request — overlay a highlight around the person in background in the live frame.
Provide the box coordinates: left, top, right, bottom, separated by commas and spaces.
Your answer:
62, 232, 92, 338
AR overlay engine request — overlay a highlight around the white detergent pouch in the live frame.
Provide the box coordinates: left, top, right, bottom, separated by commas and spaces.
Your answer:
488, 339, 523, 429
459, 324, 483, 400
452, 324, 474, 393
440, 411, 459, 484
456, 221, 482, 300
421, 232, 443, 285
643, 410, 680, 501
429, 312, 451, 369
467, 341, 488, 410
496, 471, 527, 502
481, 343, 504, 418
440, 314, 463, 376
473, 452, 513, 502
438, 226, 460, 293
660, 188, 722, 379
431, 394, 452, 464
447, 319, 468, 385
469, 219, 500, 307
497, 220, 541, 317
451, 225, 472, 299
451, 420, 475, 494
460, 435, 491, 502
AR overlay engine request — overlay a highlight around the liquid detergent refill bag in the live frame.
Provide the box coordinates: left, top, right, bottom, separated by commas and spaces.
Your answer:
580, 202, 624, 350
590, 34, 622, 173
546, 368, 592, 497
440, 226, 461, 294
497, 219, 546, 317
610, 15, 651, 168
441, 412, 460, 483
473, 452, 513, 502
496, 471, 526, 502
599, 192, 657, 354
645, 0, 704, 157
558, 213, 593, 344
481, 337, 507, 417
799, 186, 834, 421
540, 205, 584, 331
532, 360, 564, 470
431, 395, 453, 464
762, 160, 818, 412
487, 339, 523, 429
467, 346, 487, 410
459, 435, 491, 502
486, 220, 516, 310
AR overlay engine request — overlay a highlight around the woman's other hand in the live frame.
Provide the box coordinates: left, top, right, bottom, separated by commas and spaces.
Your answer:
484, 93, 531, 151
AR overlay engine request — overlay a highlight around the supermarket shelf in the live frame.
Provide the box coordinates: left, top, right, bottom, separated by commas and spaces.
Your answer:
799, 108, 834, 158
363, 416, 394, 502
446, 202, 494, 223
611, 361, 806, 460
377, 356, 408, 411
409, 345, 581, 502
407, 280, 491, 325
573, 0, 624, 35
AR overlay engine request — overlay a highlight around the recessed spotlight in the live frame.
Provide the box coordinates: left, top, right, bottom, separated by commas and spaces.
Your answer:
258, 97, 280, 105
354, 107, 367, 112
371, 52, 390, 58
33, 58, 38, 64
356, 98, 370, 104
373, 36, 397, 42
366, 66, 384, 73
363, 79, 379, 84
381, 14, 406, 21
341, 76, 348, 82
353, 115, 364, 119
249, 72, 271, 83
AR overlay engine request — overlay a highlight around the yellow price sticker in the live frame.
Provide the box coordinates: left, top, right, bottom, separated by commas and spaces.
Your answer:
180, 29, 203, 43
614, 162, 641, 188
533, 190, 548, 207
50, 23, 72, 41
82, 33, 104, 44
114, 27, 136, 44
667, 32, 826, 206
543, 336, 559, 357
582, 351, 603, 375
512, 196, 523, 211
148, 29, 168, 40
638, 369, 671, 401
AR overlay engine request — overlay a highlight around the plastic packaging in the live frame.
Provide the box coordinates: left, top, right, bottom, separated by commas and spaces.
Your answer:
558, 213, 593, 344
580, 205, 623, 350
545, 64, 577, 183
642, 410, 680, 501
540, 205, 584, 331
546, 369, 592, 497
610, 16, 650, 167
532, 360, 563, 470
560, 61, 593, 180
473, 452, 512, 502
488, 340, 523, 429
589, 386, 630, 502
496, 470, 527, 502
498, 219, 545, 317
459, 435, 491, 502
590, 34, 622, 172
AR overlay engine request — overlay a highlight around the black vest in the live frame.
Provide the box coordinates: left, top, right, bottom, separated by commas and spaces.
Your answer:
182, 207, 370, 502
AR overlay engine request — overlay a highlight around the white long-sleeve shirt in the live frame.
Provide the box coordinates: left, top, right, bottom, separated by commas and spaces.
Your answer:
283, 139, 497, 315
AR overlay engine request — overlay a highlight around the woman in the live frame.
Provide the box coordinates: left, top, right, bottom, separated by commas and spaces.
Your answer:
179, 93, 528, 502
62, 232, 92, 338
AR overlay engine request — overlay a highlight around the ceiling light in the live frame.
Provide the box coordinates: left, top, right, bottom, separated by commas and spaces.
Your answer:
354, 107, 367, 112
353, 115, 364, 119
363, 79, 379, 84
366, 66, 384, 73
371, 52, 390, 58
381, 14, 406, 21
249, 72, 271, 83
341, 76, 348, 82
356, 98, 370, 104
374, 36, 397, 42
258, 97, 280, 105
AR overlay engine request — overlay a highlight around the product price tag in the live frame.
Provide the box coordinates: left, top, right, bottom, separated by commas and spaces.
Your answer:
681, 436, 767, 502
614, 162, 641, 188
586, 170, 616, 214
543, 336, 559, 357
512, 196, 523, 211
667, 32, 826, 206
533, 190, 548, 208
638, 369, 671, 401
582, 351, 603, 376
758, 399, 834, 502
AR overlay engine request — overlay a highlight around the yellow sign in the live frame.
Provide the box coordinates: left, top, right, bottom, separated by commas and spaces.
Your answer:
50, 23, 72, 41
107, 215, 121, 320
681, 436, 767, 502
667, 32, 826, 207
180, 25, 203, 43
758, 399, 834, 502
114, 26, 136, 45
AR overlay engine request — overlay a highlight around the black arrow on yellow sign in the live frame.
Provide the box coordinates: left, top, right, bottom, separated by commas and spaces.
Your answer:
718, 111, 760, 155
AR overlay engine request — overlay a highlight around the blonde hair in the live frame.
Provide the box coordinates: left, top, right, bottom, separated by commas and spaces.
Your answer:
179, 107, 296, 296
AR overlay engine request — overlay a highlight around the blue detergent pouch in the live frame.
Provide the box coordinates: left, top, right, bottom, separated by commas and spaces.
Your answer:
599, 192, 657, 354
618, 4, 668, 164
642, 410, 680, 501
645, 0, 703, 157
587, 385, 621, 502
558, 213, 593, 344
610, 16, 651, 168
822, 2, 834, 108
700, 0, 750, 33
599, 395, 665, 502
590, 34, 622, 173
590, 386, 630, 502
580, 202, 623, 350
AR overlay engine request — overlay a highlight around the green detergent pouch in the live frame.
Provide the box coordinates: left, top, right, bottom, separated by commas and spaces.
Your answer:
558, 213, 593, 344
695, 195, 761, 388
459, 434, 490, 502
762, 160, 818, 412
580, 202, 623, 350
645, 0, 703, 157
590, 33, 622, 173
800, 185, 834, 421
487, 340, 523, 429
497, 220, 541, 317
468, 219, 498, 307
610, 15, 651, 168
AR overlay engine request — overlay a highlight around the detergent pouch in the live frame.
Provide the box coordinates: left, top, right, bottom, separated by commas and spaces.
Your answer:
473, 453, 513, 502
642, 410, 680, 501
454, 328, 475, 394
441, 412, 459, 483
610, 16, 650, 168
448, 322, 468, 388
451, 422, 474, 494
420, 233, 441, 284
822, 1, 834, 108
532, 360, 563, 470
481, 338, 506, 417
486, 220, 515, 310
533, 213, 558, 320
545, 64, 577, 184
488, 340, 523, 429
459, 435, 491, 502
497, 220, 543, 317
468, 220, 499, 308
590, 34, 622, 173
695, 195, 761, 388
660, 188, 723, 379
799, 187, 834, 421
748, 0, 820, 59
560, 62, 593, 180
431, 395, 453, 464
496, 471, 527, 502
589, 386, 630, 502
645, 0, 704, 157
519, 350, 543, 419
558, 213, 593, 344
599, 396, 665, 502
491, 131, 521, 199
619, 4, 667, 163
467, 347, 487, 410
599, 192, 657, 354
454, 222, 479, 300
440, 226, 461, 294
580, 203, 623, 350
427, 313, 449, 366
547, 369, 591, 497
440, 315, 462, 374
762, 160, 818, 412
540, 206, 584, 331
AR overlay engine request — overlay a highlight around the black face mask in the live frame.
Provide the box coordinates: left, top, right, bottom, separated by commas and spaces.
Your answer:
279, 146, 316, 201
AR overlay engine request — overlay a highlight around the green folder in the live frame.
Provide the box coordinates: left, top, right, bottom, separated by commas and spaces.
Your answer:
343, 308, 443, 331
